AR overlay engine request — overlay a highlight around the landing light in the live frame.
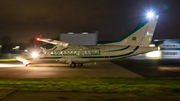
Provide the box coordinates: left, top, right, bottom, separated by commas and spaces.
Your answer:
32, 52, 38, 58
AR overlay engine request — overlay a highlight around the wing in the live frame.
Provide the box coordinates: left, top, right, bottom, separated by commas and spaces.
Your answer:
38, 38, 69, 47
38, 38, 89, 50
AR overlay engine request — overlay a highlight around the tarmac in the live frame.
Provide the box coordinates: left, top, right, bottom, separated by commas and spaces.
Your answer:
0, 62, 143, 78
1, 60, 180, 101
1, 90, 180, 101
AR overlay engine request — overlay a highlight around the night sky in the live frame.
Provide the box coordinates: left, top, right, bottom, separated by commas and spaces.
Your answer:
0, 0, 180, 43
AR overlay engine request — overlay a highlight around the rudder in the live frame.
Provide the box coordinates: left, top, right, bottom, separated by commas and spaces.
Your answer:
103, 15, 159, 46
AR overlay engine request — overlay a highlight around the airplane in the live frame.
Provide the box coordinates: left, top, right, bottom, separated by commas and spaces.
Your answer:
16, 13, 159, 68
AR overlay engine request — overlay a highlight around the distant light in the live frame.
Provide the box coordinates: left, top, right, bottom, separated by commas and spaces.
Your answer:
24, 50, 28, 52
68, 32, 74, 34
12, 46, 20, 50
147, 12, 154, 18
36, 37, 40, 41
149, 44, 155, 47
153, 39, 159, 41
82, 32, 88, 34
146, 51, 161, 58
32, 52, 38, 58
15, 46, 20, 49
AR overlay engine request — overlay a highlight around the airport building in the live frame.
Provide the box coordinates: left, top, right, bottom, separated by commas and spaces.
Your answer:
130, 39, 180, 59
60, 32, 98, 45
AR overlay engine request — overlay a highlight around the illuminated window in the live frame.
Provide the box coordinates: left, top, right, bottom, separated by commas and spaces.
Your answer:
162, 52, 178, 55
51, 52, 53, 54
162, 44, 180, 48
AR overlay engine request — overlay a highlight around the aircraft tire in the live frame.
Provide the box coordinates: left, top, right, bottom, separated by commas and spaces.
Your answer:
23, 62, 28, 67
70, 62, 76, 68
24, 64, 28, 66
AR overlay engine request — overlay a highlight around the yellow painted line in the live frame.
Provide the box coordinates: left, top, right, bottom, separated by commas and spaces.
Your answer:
0, 59, 18, 62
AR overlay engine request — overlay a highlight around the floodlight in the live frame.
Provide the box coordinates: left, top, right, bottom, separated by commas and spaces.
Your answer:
147, 12, 154, 18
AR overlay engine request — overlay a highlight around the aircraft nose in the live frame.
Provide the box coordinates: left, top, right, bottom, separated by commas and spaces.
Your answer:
16, 55, 24, 62
16, 55, 21, 59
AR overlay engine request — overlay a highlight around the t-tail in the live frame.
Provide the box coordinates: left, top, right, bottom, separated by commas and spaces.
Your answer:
103, 15, 159, 46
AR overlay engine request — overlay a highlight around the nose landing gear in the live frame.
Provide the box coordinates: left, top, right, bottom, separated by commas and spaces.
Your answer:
23, 62, 29, 67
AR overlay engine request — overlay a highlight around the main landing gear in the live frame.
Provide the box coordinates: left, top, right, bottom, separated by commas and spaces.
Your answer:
23, 62, 29, 66
70, 62, 83, 68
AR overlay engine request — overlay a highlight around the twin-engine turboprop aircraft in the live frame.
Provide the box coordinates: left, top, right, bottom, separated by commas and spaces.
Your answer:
16, 13, 159, 67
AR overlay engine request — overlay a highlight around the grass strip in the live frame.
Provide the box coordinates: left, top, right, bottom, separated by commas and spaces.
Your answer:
0, 78, 180, 96
0, 59, 18, 62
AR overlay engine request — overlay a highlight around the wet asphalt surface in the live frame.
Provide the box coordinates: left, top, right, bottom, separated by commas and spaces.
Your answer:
0, 59, 180, 78
113, 59, 180, 78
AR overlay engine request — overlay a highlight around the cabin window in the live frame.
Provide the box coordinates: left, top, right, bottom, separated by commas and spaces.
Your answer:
64, 51, 66, 54
61, 51, 63, 54
74, 51, 76, 53
51, 52, 53, 54
77, 51, 80, 55
71, 51, 73, 53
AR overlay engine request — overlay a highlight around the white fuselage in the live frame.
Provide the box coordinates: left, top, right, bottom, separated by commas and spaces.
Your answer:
16, 45, 157, 64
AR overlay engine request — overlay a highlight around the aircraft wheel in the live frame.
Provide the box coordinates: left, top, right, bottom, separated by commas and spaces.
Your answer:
78, 63, 83, 67
70, 62, 76, 68
23, 62, 28, 66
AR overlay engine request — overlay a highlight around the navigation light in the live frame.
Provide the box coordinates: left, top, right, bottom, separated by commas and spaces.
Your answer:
36, 37, 40, 41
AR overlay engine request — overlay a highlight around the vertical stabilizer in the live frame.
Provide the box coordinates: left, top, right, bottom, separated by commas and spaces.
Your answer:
104, 15, 159, 46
